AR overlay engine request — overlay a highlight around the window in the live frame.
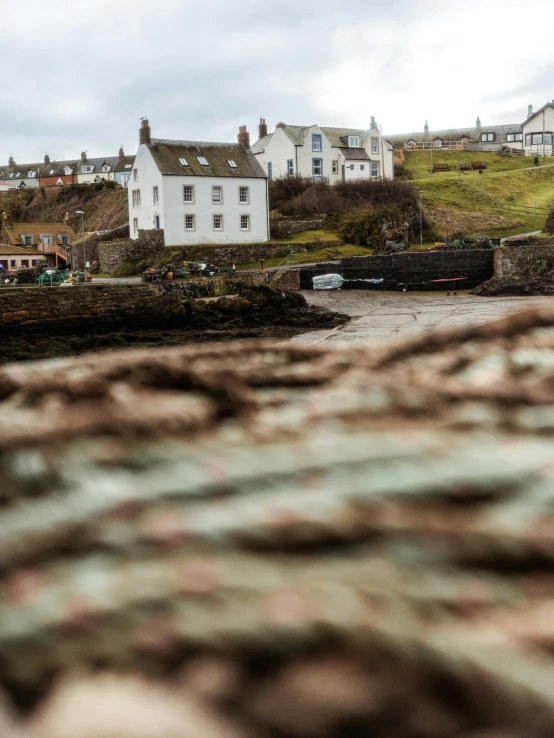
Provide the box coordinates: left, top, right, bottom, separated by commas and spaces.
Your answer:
546, 133, 553, 145
481, 133, 495, 142
133, 218, 138, 234
371, 162, 379, 177
41, 235, 52, 244
9, 173, 14, 178
434, 139, 442, 148
103, 165, 111, 172
154, 215, 160, 229
240, 215, 250, 231
197, 156, 209, 166
312, 134, 322, 152
349, 164, 355, 170
179, 158, 189, 167
133, 169, 138, 181
312, 158, 323, 177
153, 186, 159, 204
227, 160, 237, 168
10, 260, 16, 268
132, 189, 141, 207
360, 165, 365, 171
24, 235, 33, 246
332, 161, 338, 174
371, 138, 379, 154
15, 172, 20, 177
287, 159, 294, 175
82, 165, 94, 173
32, 260, 37, 266
28, 170, 36, 178
125, 164, 133, 170
348, 136, 360, 148
213, 214, 223, 230
507, 133, 523, 142
212, 186, 222, 204
185, 214, 195, 230
239, 186, 249, 204
60, 235, 70, 245
268, 162, 273, 179
65, 166, 73, 175
183, 185, 194, 203
21, 260, 29, 268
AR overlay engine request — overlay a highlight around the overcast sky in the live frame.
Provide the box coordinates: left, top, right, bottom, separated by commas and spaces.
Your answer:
2, 0, 554, 164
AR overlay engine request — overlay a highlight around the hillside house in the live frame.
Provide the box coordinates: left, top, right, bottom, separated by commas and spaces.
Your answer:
0, 245, 44, 272
114, 147, 135, 188
2, 222, 76, 267
39, 155, 79, 187
387, 116, 523, 152
522, 102, 554, 156
251, 117, 394, 181
0, 156, 41, 191
76, 152, 120, 184
129, 119, 269, 247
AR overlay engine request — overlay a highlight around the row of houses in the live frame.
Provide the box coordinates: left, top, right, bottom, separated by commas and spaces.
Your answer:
0, 149, 135, 191
129, 116, 395, 247
387, 102, 554, 156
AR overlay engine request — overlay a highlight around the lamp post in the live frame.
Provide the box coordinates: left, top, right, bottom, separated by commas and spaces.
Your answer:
75, 211, 85, 281
419, 191, 425, 248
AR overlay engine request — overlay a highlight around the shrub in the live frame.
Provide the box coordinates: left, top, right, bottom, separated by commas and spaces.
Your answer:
546, 207, 554, 235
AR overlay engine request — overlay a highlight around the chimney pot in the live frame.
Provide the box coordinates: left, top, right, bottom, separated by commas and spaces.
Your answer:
81, 151, 87, 163
259, 118, 268, 137
476, 116, 481, 129
8, 156, 15, 167
370, 116, 376, 130
528, 104, 533, 117
119, 146, 125, 160
139, 119, 152, 146
238, 125, 250, 149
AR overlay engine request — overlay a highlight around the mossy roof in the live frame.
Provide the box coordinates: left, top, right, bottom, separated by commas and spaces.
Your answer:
6, 223, 77, 245
387, 123, 522, 145
0, 244, 43, 255
148, 140, 267, 178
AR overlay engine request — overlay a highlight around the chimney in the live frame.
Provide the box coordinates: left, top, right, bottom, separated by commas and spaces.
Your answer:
424, 120, 429, 135
528, 104, 533, 117
119, 146, 125, 160
139, 118, 152, 146
370, 116, 376, 130
238, 125, 250, 149
259, 118, 268, 137
81, 151, 87, 163
8, 156, 14, 167
44, 153, 50, 165
476, 116, 481, 129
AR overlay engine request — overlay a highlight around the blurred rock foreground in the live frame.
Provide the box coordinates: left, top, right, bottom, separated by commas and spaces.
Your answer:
4, 308, 554, 736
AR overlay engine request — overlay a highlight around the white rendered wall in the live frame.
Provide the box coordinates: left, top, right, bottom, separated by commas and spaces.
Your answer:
523, 107, 554, 155
161, 174, 268, 246
253, 128, 296, 178
128, 146, 164, 239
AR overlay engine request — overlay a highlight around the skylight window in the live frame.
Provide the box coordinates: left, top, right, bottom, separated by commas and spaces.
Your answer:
50, 170, 55, 175
179, 157, 189, 166
197, 156, 209, 166
9, 173, 14, 178
125, 164, 133, 169
16, 172, 21, 177
227, 160, 238, 168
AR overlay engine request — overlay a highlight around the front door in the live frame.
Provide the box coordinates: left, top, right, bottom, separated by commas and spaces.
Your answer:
154, 215, 161, 229
341, 164, 346, 181
0, 260, 8, 272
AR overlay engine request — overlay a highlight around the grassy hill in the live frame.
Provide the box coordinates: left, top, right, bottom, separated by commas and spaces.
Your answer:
403, 151, 554, 238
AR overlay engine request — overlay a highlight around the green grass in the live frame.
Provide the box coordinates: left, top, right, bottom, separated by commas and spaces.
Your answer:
271, 228, 340, 244
405, 150, 554, 180
417, 164, 554, 237
235, 244, 371, 271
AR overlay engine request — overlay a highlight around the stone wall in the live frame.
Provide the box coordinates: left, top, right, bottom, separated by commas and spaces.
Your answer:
493, 241, 554, 280
269, 218, 327, 240
300, 250, 494, 290
98, 230, 165, 274
71, 224, 131, 271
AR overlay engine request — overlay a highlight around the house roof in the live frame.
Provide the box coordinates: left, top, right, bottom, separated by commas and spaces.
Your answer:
387, 123, 522, 145
5, 223, 77, 245
0, 244, 43, 256
41, 160, 80, 178
147, 139, 267, 178
338, 148, 371, 161
78, 157, 120, 175
320, 127, 371, 148
252, 124, 380, 153
0, 162, 42, 182
523, 102, 554, 126
115, 155, 135, 173
250, 135, 273, 155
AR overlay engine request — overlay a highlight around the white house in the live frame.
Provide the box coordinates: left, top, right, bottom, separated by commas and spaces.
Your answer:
129, 120, 269, 246
522, 102, 554, 156
251, 117, 394, 182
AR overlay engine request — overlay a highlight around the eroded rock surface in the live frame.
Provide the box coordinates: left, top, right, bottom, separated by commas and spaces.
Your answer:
3, 308, 554, 736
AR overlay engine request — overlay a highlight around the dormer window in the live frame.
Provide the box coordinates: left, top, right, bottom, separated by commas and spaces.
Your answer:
434, 138, 442, 148
82, 165, 94, 173
227, 160, 238, 168
179, 158, 189, 166
197, 156, 209, 166
348, 136, 360, 148
102, 165, 111, 172
28, 170, 36, 178
64, 166, 72, 175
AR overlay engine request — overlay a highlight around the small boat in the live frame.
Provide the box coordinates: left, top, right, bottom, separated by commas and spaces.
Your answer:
313, 274, 345, 290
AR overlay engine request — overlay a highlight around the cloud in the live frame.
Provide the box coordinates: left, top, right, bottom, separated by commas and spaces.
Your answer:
1, 0, 554, 163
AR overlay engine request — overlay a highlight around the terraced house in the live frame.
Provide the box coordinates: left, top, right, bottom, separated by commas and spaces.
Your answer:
129, 119, 269, 246
0, 221, 76, 269
251, 117, 394, 181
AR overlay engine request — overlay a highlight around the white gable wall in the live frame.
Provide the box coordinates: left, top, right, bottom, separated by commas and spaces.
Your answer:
129, 145, 164, 238
523, 106, 554, 155
254, 127, 296, 178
